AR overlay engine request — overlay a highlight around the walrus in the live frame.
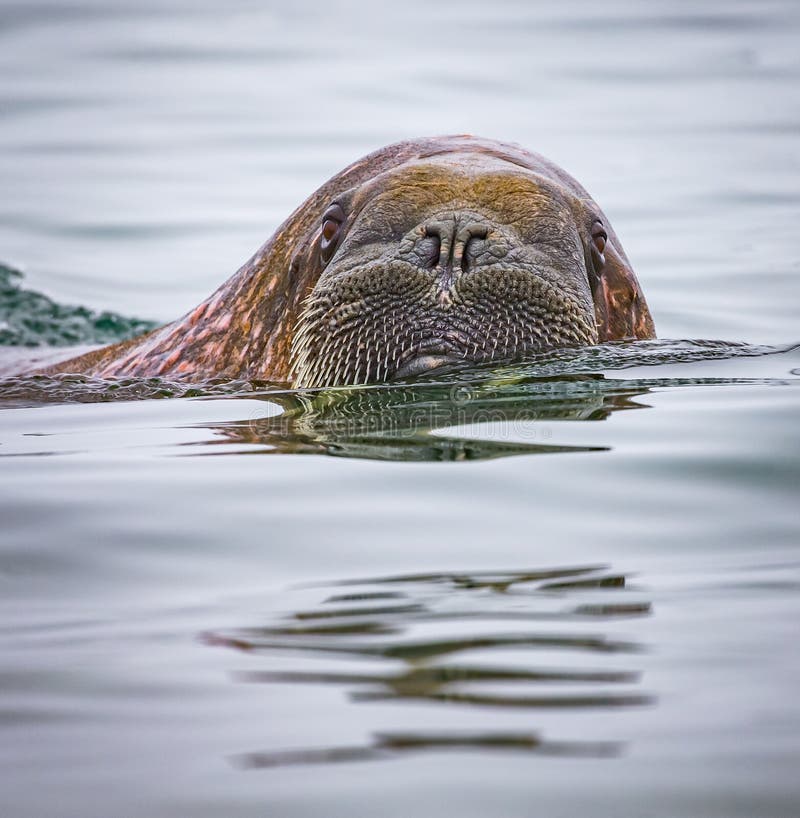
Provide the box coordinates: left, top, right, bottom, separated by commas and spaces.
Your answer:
47, 135, 655, 387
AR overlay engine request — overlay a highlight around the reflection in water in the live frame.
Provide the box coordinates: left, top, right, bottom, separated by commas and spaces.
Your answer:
207, 375, 644, 462
233, 731, 624, 770
0, 337, 788, 406
193, 341, 793, 463
1, 340, 794, 463
205, 565, 655, 770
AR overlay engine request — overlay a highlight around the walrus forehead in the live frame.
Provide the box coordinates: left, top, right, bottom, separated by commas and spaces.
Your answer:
341, 158, 578, 239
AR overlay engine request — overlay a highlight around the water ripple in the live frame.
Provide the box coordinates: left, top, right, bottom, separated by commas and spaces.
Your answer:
205, 564, 654, 770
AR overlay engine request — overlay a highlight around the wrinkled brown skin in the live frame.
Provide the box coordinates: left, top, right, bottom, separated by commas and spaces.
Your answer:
47, 135, 655, 384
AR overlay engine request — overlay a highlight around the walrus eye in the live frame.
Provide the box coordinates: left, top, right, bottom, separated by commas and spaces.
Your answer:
591, 222, 607, 265
320, 203, 345, 264
591, 222, 607, 254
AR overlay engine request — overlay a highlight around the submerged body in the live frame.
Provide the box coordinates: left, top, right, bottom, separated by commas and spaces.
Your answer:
48, 136, 655, 387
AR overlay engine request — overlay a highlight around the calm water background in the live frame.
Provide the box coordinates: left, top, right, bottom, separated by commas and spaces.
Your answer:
1, 1, 799, 816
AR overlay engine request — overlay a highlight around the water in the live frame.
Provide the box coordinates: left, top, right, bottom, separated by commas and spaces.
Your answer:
1, 1, 799, 816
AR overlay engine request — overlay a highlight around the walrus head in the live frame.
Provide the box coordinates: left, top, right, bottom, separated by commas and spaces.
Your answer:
291, 144, 654, 388
45, 136, 654, 385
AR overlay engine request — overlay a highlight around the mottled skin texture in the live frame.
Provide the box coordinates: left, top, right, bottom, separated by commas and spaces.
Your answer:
48, 136, 655, 386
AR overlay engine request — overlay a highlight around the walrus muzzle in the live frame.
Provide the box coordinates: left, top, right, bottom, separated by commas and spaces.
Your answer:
292, 246, 598, 388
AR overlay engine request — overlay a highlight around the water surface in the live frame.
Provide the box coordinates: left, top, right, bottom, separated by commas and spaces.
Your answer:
1, 1, 799, 816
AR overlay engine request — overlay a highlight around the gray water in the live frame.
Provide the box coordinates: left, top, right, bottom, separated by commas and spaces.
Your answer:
1, 1, 799, 816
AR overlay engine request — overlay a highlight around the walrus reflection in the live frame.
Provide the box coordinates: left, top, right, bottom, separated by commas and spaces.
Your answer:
204, 565, 655, 770
204, 374, 652, 462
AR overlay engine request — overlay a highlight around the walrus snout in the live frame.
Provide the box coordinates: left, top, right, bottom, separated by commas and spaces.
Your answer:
291, 252, 598, 388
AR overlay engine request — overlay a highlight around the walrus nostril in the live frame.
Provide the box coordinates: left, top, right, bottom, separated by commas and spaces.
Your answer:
420, 226, 441, 269
458, 223, 488, 273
